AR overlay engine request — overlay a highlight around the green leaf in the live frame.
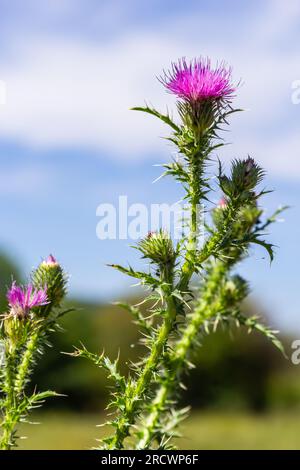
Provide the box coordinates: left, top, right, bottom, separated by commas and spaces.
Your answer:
29, 390, 63, 403
259, 205, 289, 231
248, 237, 275, 262
233, 312, 286, 357
131, 106, 180, 133
108, 264, 159, 287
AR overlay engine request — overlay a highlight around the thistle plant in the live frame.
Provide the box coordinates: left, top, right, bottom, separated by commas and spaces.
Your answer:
0, 255, 68, 450
74, 57, 285, 449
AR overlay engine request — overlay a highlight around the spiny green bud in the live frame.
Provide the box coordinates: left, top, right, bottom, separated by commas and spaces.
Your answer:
224, 275, 249, 304
235, 204, 262, 234
213, 198, 262, 261
232, 157, 264, 192
218, 174, 232, 196
31, 255, 67, 314
3, 317, 24, 349
177, 99, 216, 139
219, 157, 264, 199
211, 197, 228, 228
138, 230, 176, 267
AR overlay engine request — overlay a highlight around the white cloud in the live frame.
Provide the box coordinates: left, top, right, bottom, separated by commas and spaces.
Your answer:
0, 1, 299, 178
218, 128, 300, 179
0, 34, 179, 157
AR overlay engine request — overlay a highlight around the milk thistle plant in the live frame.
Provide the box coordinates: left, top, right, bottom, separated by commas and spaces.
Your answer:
0, 255, 68, 450
74, 57, 285, 449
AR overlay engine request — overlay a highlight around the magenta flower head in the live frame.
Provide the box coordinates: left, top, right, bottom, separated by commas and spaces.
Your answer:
162, 57, 235, 104
7, 282, 49, 319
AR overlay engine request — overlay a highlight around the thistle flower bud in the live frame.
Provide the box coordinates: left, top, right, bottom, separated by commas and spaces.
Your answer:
231, 157, 264, 193
44, 254, 58, 266
31, 255, 67, 313
138, 230, 176, 268
218, 174, 232, 196
219, 158, 264, 200
211, 196, 228, 228
224, 275, 249, 304
236, 204, 261, 232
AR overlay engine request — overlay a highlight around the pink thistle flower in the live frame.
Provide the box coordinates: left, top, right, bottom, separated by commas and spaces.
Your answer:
7, 282, 49, 319
161, 58, 235, 103
43, 254, 58, 266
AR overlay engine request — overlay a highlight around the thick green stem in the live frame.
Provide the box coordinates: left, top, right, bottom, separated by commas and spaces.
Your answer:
0, 421, 15, 450
0, 350, 17, 450
0, 331, 40, 450
108, 296, 177, 449
134, 146, 211, 449
179, 156, 205, 293
178, 200, 239, 293
14, 331, 39, 396
107, 217, 196, 449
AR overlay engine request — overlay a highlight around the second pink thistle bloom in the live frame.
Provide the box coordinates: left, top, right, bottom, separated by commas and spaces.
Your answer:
7, 282, 49, 319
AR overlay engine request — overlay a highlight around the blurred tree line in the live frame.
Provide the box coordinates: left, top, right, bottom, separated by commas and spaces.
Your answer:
1, 252, 299, 412
0, 252, 21, 313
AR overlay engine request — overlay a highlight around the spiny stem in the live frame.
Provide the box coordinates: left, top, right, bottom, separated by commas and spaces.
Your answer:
179, 201, 238, 292
197, 204, 236, 264
0, 420, 15, 450
127, 151, 206, 449
0, 331, 40, 450
0, 350, 17, 450
14, 330, 39, 396
108, 295, 177, 449
137, 262, 227, 449
180, 148, 206, 290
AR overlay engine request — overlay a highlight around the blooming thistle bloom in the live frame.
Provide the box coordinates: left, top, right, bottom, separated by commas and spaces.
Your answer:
7, 282, 48, 319
161, 58, 235, 103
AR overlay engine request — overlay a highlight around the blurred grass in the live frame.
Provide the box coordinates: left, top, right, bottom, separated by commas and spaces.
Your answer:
18, 411, 300, 450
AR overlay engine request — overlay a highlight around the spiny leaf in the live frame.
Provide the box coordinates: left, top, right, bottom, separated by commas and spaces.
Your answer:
232, 312, 286, 357
131, 106, 180, 133
108, 264, 159, 287
247, 236, 275, 262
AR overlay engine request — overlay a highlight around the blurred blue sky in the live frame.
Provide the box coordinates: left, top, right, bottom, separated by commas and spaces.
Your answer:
0, 0, 299, 332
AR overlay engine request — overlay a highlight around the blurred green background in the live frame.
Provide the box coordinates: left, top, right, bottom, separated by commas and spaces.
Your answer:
1, 251, 299, 450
